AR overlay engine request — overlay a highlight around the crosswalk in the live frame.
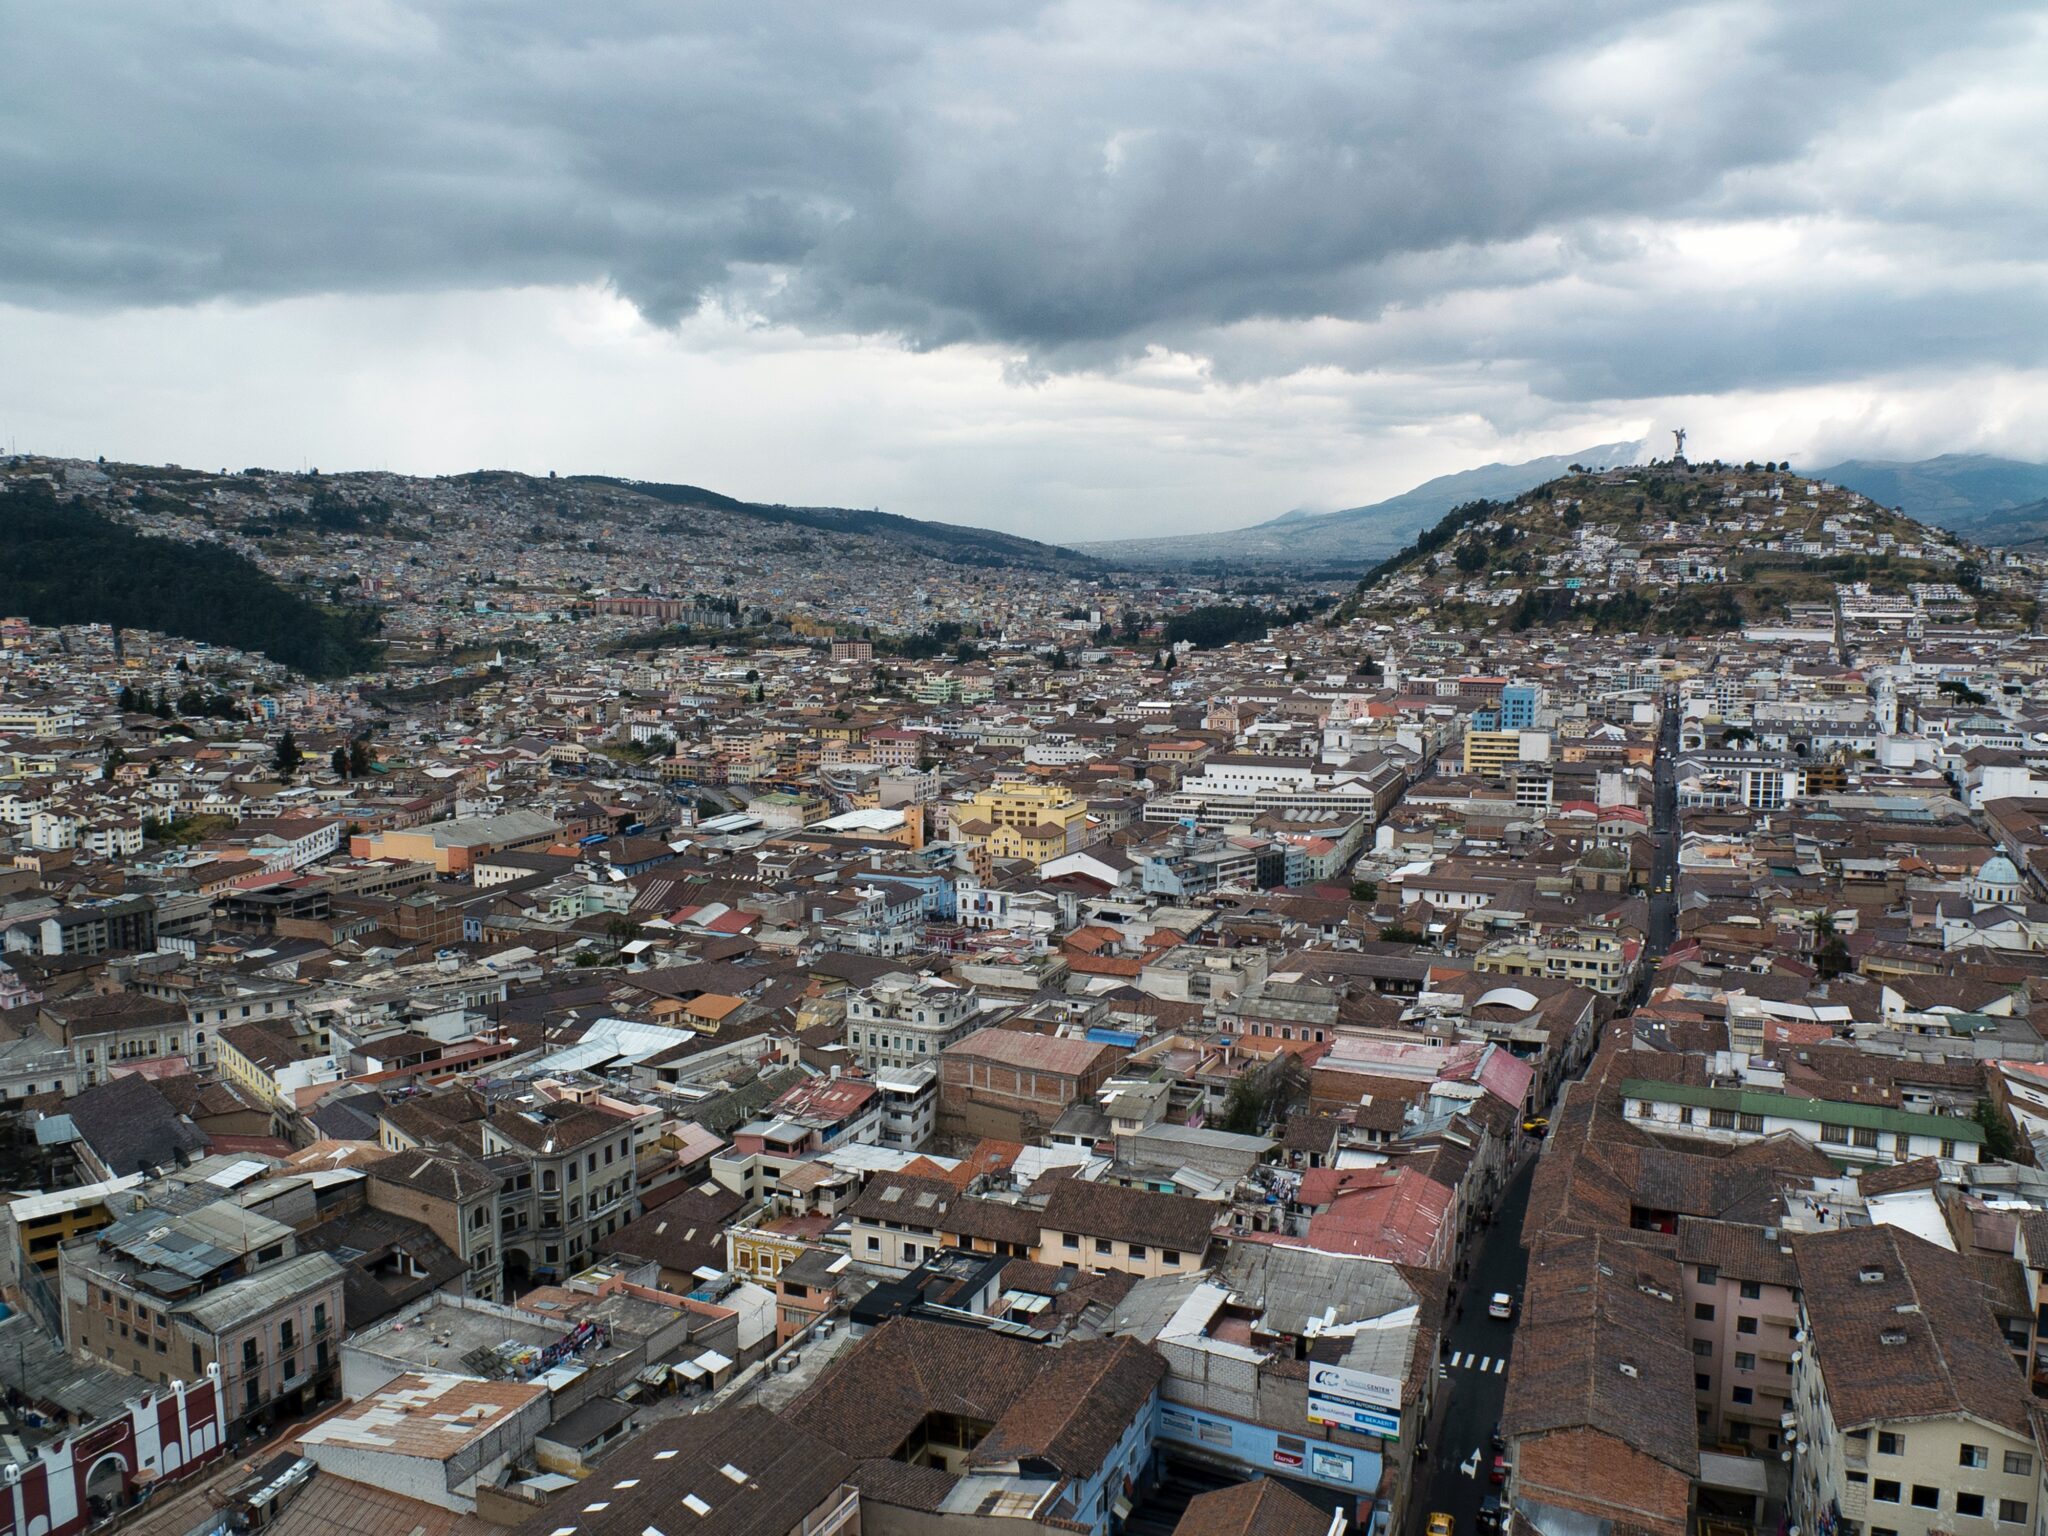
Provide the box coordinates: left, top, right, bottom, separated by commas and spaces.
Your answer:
1445, 1350, 1509, 1375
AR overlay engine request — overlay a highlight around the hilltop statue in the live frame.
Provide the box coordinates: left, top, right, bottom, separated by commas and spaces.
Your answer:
1672, 427, 1687, 461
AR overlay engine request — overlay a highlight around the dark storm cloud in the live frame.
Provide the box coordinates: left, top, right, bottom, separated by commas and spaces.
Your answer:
4, 0, 2043, 400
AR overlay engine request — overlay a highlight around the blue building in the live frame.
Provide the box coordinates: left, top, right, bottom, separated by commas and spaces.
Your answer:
1499, 684, 1540, 730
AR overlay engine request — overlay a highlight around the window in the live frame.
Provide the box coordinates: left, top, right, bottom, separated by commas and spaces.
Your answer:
1737, 1114, 1764, 1133
1694, 1302, 1716, 1321
1128, 1245, 1147, 1261
1095, 1238, 1112, 1255
1737, 1316, 1758, 1335
1739, 1280, 1761, 1300
1163, 1250, 1181, 1265
1695, 1373, 1711, 1392
281, 1355, 296, 1382
1878, 1432, 1905, 1455
1870, 1528, 1898, 1536
280, 1321, 295, 1349
1854, 1127, 1881, 1149
2004, 1451, 2033, 1477
1734, 1352, 1756, 1371
2000, 1501, 2029, 1525
1874, 1481, 1901, 1504
1696, 1264, 1719, 1285
1961, 1445, 1989, 1470
1708, 1108, 1736, 1130
313, 1302, 328, 1334
1732, 1387, 1753, 1405
1063, 1233, 1079, 1250
867, 1236, 880, 1252
1910, 1487, 1940, 1511
1822, 1124, 1849, 1144
1693, 1339, 1714, 1357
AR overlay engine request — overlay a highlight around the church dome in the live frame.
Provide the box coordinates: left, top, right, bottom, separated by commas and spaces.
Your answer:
1978, 854, 2021, 888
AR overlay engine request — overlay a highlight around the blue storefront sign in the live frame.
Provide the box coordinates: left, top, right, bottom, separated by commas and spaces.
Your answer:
1308, 1393, 1401, 1438
1156, 1402, 1381, 1494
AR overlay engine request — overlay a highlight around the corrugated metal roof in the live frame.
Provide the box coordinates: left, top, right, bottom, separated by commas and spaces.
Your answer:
176, 1251, 344, 1332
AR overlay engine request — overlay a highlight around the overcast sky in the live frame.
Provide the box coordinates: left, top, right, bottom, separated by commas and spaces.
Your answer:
5, 1, 2048, 540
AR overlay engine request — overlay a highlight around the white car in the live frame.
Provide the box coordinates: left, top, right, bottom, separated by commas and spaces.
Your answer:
1488, 1292, 1514, 1319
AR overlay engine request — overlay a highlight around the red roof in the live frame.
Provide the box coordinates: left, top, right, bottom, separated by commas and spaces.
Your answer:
770, 1075, 877, 1123
1297, 1168, 1452, 1267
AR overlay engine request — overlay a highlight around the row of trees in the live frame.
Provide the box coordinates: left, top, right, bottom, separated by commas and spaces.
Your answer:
117, 684, 243, 719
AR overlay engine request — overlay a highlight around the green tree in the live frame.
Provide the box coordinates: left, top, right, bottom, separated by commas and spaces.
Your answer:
272, 729, 303, 779
331, 745, 351, 779
1975, 1098, 2021, 1163
349, 737, 373, 776
1349, 879, 1378, 902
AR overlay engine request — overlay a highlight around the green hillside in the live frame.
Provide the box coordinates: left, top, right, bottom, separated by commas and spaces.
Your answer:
0, 479, 384, 677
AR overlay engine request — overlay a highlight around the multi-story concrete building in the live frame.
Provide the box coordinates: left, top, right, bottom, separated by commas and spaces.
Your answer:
481, 1100, 637, 1286
874, 1064, 938, 1150
1677, 1217, 1802, 1449
59, 1200, 345, 1432
1475, 928, 1634, 996
30, 895, 157, 957
843, 971, 981, 1071
938, 1028, 1126, 1143
949, 781, 1094, 866
1464, 728, 1550, 779
1620, 1079, 1985, 1167
1792, 1226, 2046, 1536
363, 1147, 506, 1303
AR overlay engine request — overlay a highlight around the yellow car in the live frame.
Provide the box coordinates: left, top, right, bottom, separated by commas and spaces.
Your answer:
1428, 1514, 1456, 1536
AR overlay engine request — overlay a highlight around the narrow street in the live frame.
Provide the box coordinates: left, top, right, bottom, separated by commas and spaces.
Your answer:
1408, 1157, 1536, 1535
1409, 693, 1675, 1534
1638, 695, 1680, 1002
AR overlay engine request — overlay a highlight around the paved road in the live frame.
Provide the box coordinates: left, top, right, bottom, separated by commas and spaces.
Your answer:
1409, 1158, 1537, 1534
1408, 698, 1677, 1532
1636, 697, 1681, 1004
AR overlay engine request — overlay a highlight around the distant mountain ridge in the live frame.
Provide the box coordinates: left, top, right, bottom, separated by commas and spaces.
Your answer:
1814, 453, 2048, 546
1086, 440, 1647, 564
559, 473, 1092, 569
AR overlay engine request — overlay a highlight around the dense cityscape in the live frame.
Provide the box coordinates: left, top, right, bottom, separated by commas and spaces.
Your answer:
6, 441, 2048, 1536
8, 5, 2048, 1536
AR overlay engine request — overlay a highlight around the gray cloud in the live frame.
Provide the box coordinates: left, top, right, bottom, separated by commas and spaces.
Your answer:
4, 0, 2046, 418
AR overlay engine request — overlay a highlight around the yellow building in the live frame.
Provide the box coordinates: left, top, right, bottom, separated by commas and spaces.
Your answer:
9, 1176, 144, 1275
950, 782, 1091, 867
728, 1223, 807, 1281
1464, 729, 1542, 779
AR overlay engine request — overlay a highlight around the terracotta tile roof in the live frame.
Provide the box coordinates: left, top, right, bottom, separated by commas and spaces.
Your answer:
789, 1316, 1164, 1483
1172, 1478, 1333, 1536
1503, 1232, 1696, 1479
1040, 1179, 1218, 1255
1794, 1225, 2033, 1438
511, 1403, 853, 1536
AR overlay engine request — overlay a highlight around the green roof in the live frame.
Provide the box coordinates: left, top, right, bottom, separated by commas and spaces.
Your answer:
1619, 1078, 1985, 1143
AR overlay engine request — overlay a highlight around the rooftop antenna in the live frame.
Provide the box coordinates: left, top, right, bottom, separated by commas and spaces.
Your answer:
1672, 428, 1687, 461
